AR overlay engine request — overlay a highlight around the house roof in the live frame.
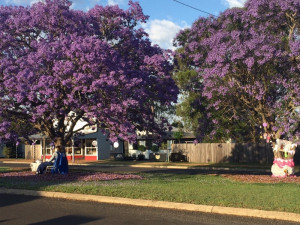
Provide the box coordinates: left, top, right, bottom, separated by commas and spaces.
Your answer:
137, 127, 195, 140
28, 133, 48, 140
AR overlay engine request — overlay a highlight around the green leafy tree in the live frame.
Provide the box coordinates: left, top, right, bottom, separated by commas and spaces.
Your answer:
174, 46, 255, 142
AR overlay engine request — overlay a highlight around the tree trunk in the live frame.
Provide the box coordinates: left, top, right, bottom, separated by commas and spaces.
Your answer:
54, 137, 66, 153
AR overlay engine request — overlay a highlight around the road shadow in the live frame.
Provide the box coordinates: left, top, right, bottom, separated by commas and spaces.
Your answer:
0, 193, 38, 208
29, 215, 100, 225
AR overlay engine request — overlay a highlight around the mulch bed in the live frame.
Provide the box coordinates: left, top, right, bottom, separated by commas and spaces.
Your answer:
0, 171, 143, 182
222, 174, 300, 184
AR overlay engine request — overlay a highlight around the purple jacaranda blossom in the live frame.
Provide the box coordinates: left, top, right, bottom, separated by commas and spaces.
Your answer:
174, 0, 299, 143
0, 0, 179, 146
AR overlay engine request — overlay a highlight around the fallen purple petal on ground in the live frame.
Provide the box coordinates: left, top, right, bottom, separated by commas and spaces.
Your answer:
0, 171, 143, 182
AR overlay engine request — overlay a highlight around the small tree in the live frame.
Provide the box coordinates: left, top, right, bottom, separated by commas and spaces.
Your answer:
173, 131, 183, 143
160, 142, 168, 150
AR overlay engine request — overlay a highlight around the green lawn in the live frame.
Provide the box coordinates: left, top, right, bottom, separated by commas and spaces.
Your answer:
0, 167, 10, 172
0, 168, 299, 213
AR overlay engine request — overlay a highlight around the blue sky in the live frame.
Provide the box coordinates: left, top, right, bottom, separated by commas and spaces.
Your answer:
1, 0, 247, 49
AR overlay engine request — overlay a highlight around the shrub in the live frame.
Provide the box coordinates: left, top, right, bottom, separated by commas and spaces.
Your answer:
3, 146, 15, 158
170, 152, 187, 162
138, 145, 146, 152
160, 142, 168, 150
151, 145, 159, 152
137, 154, 145, 160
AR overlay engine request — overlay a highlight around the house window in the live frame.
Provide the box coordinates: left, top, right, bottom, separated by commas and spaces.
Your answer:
138, 140, 146, 147
45, 141, 53, 155
46, 147, 53, 155
65, 147, 82, 155
85, 139, 97, 155
74, 147, 83, 155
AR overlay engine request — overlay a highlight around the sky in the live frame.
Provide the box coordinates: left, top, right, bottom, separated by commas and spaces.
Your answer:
1, 0, 247, 50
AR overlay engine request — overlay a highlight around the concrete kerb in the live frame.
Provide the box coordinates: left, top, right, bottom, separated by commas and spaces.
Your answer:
0, 188, 299, 222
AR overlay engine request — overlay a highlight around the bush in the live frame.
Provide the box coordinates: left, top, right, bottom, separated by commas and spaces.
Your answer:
138, 145, 146, 152
3, 146, 15, 158
170, 152, 187, 162
160, 142, 168, 150
137, 154, 145, 160
151, 145, 159, 152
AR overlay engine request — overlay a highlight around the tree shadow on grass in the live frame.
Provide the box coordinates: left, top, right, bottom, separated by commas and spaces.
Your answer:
143, 168, 271, 176
140, 167, 300, 184
0, 170, 143, 190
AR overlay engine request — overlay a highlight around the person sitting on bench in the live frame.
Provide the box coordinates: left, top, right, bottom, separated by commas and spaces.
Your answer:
36, 146, 61, 175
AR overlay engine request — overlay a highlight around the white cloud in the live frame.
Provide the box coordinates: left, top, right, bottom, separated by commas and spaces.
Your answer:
225, 0, 246, 8
6, 0, 45, 5
4, 0, 31, 5
69, 0, 101, 10
107, 0, 124, 6
30, 0, 42, 5
143, 19, 187, 50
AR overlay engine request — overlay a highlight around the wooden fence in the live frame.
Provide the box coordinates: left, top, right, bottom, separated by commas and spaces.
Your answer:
172, 143, 277, 164
25, 145, 42, 160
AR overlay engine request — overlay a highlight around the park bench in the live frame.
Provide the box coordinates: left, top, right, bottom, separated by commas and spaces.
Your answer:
45, 165, 54, 173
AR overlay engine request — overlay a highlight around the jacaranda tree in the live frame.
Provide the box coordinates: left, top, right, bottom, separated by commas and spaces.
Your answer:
174, 0, 299, 143
0, 0, 178, 148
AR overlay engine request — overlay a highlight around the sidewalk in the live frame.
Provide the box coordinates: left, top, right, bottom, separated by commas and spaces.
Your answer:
0, 188, 299, 223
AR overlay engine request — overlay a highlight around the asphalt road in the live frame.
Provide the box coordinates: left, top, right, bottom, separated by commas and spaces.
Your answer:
0, 160, 284, 175
0, 161, 272, 175
3, 160, 300, 177
71, 164, 272, 175
1, 194, 298, 225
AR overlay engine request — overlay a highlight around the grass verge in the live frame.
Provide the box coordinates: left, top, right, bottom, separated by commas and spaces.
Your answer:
0, 168, 299, 213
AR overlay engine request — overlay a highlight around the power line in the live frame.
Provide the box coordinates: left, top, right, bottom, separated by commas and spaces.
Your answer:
173, 0, 217, 17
